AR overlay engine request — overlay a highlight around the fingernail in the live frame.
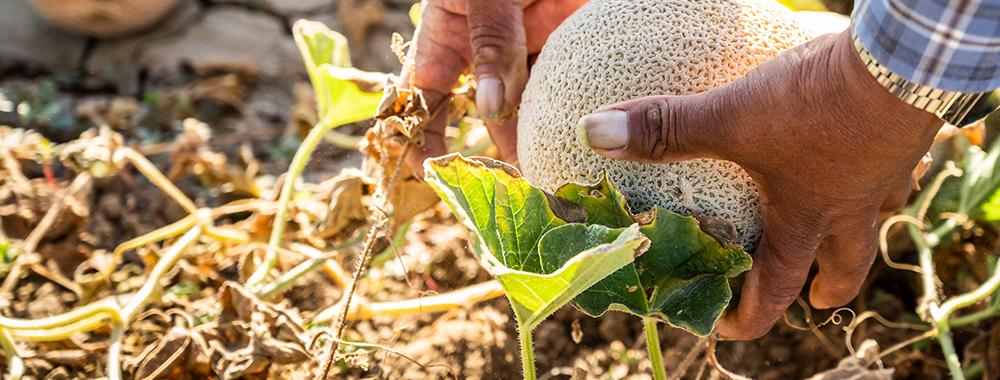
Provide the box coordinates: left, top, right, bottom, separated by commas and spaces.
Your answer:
476, 77, 504, 117
577, 110, 628, 150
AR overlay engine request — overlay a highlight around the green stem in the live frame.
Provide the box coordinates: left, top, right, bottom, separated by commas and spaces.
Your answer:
0, 328, 22, 380
643, 318, 667, 380
107, 324, 124, 380
257, 257, 327, 298
246, 122, 334, 288
0, 299, 122, 330
935, 260, 1000, 322
121, 226, 203, 319
964, 361, 984, 379
936, 322, 965, 380
518, 326, 536, 380
948, 306, 1000, 327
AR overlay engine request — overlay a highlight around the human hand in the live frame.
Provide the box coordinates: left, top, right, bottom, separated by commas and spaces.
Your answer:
577, 30, 943, 339
403, 0, 588, 174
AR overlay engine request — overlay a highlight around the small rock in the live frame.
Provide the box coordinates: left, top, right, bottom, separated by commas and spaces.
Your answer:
29, 0, 181, 38
266, 0, 331, 16
210, 0, 331, 17
140, 7, 304, 79
0, 0, 87, 74
84, 0, 201, 93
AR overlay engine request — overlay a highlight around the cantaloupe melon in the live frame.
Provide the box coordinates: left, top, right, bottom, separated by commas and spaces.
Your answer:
517, 0, 813, 250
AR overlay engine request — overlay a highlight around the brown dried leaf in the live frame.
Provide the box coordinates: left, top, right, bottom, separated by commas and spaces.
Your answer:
75, 97, 140, 131
133, 327, 197, 380
806, 340, 893, 380
314, 170, 368, 239
58, 127, 124, 177
198, 282, 311, 379
167, 119, 261, 197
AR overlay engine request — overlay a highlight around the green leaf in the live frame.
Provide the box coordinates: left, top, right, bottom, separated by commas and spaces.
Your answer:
424, 154, 581, 272
292, 19, 386, 129
926, 133, 1000, 225
292, 20, 351, 73
409, 3, 422, 27
424, 154, 750, 336
314, 67, 386, 128
554, 176, 751, 336
424, 154, 647, 330
649, 275, 733, 335
502, 223, 649, 329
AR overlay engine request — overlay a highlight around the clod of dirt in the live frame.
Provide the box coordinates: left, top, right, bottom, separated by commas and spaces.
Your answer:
383, 306, 516, 379
28, 0, 181, 38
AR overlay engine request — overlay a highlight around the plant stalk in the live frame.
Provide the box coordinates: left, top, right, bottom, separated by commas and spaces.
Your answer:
257, 257, 327, 298
935, 321, 965, 380
0, 328, 23, 380
643, 317, 668, 380
519, 326, 536, 380
247, 121, 335, 288
948, 305, 1000, 327
118, 148, 197, 213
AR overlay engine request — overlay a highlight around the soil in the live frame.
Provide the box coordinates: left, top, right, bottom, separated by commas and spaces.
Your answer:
2, 0, 998, 379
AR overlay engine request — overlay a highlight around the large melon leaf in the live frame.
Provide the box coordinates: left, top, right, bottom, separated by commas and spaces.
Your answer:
424, 154, 649, 329
555, 176, 752, 336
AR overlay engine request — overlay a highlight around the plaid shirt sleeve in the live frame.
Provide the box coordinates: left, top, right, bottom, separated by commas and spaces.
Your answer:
852, 0, 1000, 93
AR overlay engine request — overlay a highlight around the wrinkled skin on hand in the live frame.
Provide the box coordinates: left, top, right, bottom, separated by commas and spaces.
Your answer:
402, 0, 588, 173
578, 30, 943, 339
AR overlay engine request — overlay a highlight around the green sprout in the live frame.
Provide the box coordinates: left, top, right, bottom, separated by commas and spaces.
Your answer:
246, 19, 387, 289
424, 154, 751, 380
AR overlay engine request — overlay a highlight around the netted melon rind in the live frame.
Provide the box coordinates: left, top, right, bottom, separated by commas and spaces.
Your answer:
517, 0, 811, 251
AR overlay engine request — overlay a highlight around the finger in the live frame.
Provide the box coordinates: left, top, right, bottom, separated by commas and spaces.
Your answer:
576, 92, 745, 163
878, 179, 913, 221
404, 2, 471, 94
405, 95, 451, 178
808, 210, 879, 309
467, 0, 528, 119
717, 202, 828, 340
485, 117, 519, 163
402, 2, 470, 176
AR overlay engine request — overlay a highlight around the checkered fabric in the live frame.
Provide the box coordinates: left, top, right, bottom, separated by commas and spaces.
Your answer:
852, 0, 1000, 93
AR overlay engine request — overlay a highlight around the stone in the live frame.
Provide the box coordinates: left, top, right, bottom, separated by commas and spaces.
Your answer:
28, 0, 181, 38
0, 0, 88, 74
83, 0, 201, 93
140, 7, 304, 79
266, 0, 330, 16
208, 0, 330, 17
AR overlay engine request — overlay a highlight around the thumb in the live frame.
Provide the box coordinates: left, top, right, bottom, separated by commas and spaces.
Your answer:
577, 91, 744, 163
467, 0, 528, 119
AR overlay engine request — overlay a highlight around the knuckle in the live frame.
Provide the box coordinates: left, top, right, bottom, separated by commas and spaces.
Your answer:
760, 277, 802, 307
469, 24, 517, 53
633, 100, 683, 160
